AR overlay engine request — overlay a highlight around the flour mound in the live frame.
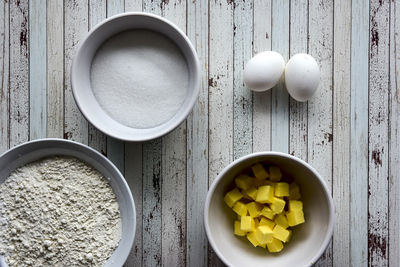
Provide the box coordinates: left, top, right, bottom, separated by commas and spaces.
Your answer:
0, 157, 121, 267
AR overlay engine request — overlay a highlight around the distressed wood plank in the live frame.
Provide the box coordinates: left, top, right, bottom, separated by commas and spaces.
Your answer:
332, 0, 351, 266
368, 0, 390, 265
233, 0, 252, 159
105, 0, 125, 173
124, 142, 143, 267
208, 0, 234, 265
271, 0, 289, 153
350, 1, 369, 265
47, 0, 64, 138
142, 139, 162, 267
389, 1, 400, 265
160, 1, 187, 266
29, 0, 46, 140
289, 0, 307, 160
141, 2, 162, 266
9, 0, 29, 147
186, 0, 209, 265
88, 0, 107, 154
64, 0, 89, 143
0, 0, 9, 153
308, 0, 333, 266
125, 0, 142, 11
252, 0, 271, 152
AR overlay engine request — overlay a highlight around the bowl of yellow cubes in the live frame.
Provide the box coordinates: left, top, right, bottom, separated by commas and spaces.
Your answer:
204, 152, 334, 267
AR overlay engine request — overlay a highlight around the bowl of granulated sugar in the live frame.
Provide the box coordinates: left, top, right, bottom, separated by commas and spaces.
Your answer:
71, 12, 200, 141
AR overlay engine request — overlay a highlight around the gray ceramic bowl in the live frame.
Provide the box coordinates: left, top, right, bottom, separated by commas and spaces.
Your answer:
204, 152, 334, 267
0, 139, 135, 267
71, 12, 200, 141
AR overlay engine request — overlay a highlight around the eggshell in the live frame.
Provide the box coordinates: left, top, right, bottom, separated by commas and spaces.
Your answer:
285, 53, 320, 102
243, 51, 285, 92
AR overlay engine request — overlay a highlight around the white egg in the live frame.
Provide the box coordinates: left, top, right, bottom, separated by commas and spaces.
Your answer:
285, 53, 320, 102
243, 51, 285, 92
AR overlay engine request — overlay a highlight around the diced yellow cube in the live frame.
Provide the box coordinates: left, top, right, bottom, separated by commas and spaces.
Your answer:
235, 175, 255, 190
260, 206, 275, 220
240, 189, 252, 200
286, 210, 305, 226
259, 217, 275, 229
224, 188, 243, 208
255, 185, 274, 204
288, 200, 303, 211
233, 201, 248, 216
266, 238, 283, 253
274, 213, 289, 229
270, 197, 286, 214
275, 182, 289, 197
251, 164, 269, 180
272, 225, 291, 242
240, 216, 255, 232
289, 183, 301, 200
245, 187, 258, 200
247, 202, 263, 218
255, 226, 273, 244
286, 229, 292, 242
269, 166, 282, 182
247, 231, 259, 247
234, 221, 246, 236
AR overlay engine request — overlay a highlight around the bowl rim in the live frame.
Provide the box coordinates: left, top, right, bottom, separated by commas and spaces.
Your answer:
71, 11, 201, 142
0, 138, 136, 266
204, 151, 335, 267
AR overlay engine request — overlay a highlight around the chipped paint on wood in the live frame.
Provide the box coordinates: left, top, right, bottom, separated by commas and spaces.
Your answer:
368, 0, 390, 265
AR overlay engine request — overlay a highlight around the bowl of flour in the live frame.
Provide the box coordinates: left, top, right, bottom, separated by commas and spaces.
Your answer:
0, 139, 136, 267
71, 12, 200, 141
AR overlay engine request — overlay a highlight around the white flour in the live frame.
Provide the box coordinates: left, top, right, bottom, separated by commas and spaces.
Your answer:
91, 30, 189, 129
0, 157, 121, 267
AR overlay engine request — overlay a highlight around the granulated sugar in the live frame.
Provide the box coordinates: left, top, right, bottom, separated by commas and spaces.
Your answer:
0, 157, 121, 267
91, 30, 189, 129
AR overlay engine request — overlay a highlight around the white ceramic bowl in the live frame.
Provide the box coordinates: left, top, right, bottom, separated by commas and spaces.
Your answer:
204, 152, 334, 267
0, 139, 136, 267
71, 12, 200, 141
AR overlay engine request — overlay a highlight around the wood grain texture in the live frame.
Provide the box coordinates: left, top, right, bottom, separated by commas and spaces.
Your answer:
233, 0, 253, 159
308, 0, 333, 266
9, 0, 29, 147
389, 1, 400, 265
0, 0, 9, 153
252, 0, 271, 152
289, 0, 308, 161
208, 1, 234, 266
332, 0, 351, 266
142, 139, 162, 267
29, 0, 47, 140
368, 0, 390, 265
125, 0, 142, 11
271, 0, 289, 153
88, 0, 107, 154
141, 2, 162, 266
47, 0, 64, 138
124, 142, 143, 267
186, 0, 209, 265
350, 0, 369, 265
64, 0, 89, 143
161, 1, 187, 266
105, 0, 125, 173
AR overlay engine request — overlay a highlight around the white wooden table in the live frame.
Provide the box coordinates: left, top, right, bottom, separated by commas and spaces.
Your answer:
0, 0, 399, 266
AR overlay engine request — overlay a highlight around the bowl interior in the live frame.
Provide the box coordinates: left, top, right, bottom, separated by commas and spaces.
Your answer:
72, 13, 199, 141
0, 139, 135, 267
206, 153, 333, 267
